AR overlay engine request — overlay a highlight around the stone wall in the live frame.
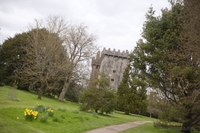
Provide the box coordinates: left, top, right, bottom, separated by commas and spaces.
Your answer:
91, 48, 129, 89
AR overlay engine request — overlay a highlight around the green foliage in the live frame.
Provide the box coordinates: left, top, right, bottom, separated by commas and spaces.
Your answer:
147, 92, 182, 122
132, 1, 200, 132
0, 33, 28, 86
80, 87, 116, 114
64, 81, 82, 102
134, 4, 183, 89
132, 1, 183, 114
80, 75, 116, 114
117, 64, 147, 115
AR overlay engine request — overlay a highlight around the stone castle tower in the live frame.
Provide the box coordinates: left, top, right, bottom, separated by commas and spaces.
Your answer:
90, 48, 129, 89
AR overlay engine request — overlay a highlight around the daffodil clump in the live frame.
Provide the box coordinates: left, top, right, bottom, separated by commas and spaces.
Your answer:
47, 108, 54, 117
24, 108, 39, 121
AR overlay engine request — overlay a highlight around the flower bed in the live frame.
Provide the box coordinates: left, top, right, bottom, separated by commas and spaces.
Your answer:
24, 108, 39, 121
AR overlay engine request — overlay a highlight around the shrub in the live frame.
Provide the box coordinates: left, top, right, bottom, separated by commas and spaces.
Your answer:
80, 87, 116, 114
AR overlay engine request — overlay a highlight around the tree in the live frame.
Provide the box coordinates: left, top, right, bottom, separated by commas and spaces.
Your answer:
117, 65, 131, 114
18, 17, 69, 99
64, 80, 83, 102
117, 63, 147, 115
171, 0, 200, 132
58, 25, 97, 101
0, 33, 28, 86
133, 1, 200, 133
147, 91, 181, 122
80, 74, 116, 114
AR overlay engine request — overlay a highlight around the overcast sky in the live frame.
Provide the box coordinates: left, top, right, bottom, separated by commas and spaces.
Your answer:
0, 0, 170, 51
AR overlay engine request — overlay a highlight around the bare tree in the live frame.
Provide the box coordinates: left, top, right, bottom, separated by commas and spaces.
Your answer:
58, 25, 97, 101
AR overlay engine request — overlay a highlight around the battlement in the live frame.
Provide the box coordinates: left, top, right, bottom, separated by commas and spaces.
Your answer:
92, 48, 129, 66
102, 48, 129, 58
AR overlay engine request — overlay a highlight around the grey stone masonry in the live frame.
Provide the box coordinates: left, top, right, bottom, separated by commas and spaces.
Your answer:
91, 48, 129, 89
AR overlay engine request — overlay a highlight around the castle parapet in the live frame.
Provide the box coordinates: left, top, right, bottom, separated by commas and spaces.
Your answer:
101, 48, 129, 59
92, 48, 129, 66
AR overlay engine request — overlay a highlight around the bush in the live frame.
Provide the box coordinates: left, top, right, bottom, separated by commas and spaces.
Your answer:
80, 87, 116, 114
80, 75, 116, 114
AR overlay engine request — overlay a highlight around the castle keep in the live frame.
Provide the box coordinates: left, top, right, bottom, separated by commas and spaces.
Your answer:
91, 48, 129, 89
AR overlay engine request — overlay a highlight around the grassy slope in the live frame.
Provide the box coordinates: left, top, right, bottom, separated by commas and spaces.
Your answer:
0, 86, 152, 133
121, 123, 181, 133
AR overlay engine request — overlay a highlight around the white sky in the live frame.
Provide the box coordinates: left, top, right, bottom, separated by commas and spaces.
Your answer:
0, 0, 170, 51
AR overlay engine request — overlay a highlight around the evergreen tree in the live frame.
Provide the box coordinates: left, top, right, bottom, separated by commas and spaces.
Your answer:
132, 1, 200, 132
117, 65, 131, 114
117, 63, 147, 115
0, 33, 28, 86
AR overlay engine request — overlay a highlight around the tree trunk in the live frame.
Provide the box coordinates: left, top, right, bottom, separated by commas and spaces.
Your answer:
181, 111, 192, 133
58, 80, 70, 101
181, 122, 191, 133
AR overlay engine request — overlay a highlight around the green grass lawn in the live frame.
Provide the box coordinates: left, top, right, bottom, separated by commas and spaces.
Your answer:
0, 86, 152, 133
1, 86, 192, 133
121, 123, 181, 133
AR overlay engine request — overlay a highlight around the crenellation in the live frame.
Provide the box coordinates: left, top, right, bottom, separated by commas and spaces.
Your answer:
97, 48, 129, 59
